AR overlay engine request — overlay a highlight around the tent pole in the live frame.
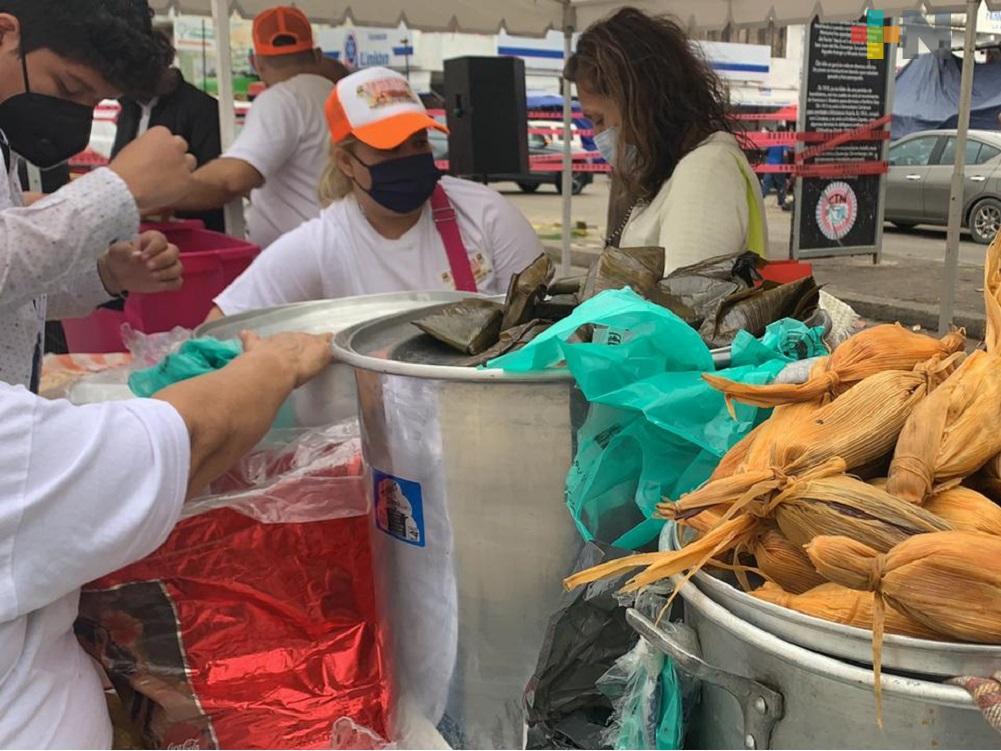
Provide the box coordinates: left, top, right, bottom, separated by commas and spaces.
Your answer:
939, 0, 979, 334
559, 11, 574, 278
211, 0, 246, 238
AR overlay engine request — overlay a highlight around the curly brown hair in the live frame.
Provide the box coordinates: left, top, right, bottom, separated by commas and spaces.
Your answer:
565, 7, 732, 203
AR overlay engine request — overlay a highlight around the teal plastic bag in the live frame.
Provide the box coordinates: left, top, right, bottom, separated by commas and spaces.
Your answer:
487, 288, 825, 549
129, 338, 242, 397
597, 638, 684, 749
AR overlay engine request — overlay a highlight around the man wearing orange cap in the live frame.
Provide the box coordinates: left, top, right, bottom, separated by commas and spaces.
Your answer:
209, 67, 542, 319
172, 6, 334, 248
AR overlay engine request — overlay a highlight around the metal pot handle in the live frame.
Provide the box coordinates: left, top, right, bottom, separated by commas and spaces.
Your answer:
626, 608, 784, 750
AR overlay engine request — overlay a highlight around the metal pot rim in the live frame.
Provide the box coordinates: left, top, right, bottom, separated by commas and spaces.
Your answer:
675, 577, 975, 708
332, 304, 574, 384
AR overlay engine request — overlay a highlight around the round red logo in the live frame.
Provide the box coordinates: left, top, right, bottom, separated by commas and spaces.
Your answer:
815, 181, 858, 241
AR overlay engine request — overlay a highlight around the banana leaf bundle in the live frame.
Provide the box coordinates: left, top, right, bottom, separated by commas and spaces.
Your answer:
500, 253, 554, 331
699, 276, 820, 349
413, 299, 504, 355
580, 246, 663, 303
806, 531, 1001, 720
750, 582, 940, 640
459, 319, 551, 367
704, 325, 966, 409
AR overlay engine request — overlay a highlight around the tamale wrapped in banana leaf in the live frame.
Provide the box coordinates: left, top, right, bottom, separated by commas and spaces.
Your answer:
658, 251, 763, 327
580, 246, 663, 303
807, 531, 1001, 719
460, 319, 551, 367
699, 276, 820, 349
548, 276, 585, 296
500, 254, 554, 331
704, 325, 966, 409
751, 528, 826, 593
534, 294, 578, 322
751, 582, 940, 640
413, 299, 503, 355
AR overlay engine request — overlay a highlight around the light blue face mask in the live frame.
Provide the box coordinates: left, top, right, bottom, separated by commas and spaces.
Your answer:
594, 126, 636, 171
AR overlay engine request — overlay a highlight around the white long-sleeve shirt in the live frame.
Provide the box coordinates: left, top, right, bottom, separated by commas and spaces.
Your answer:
0, 162, 137, 387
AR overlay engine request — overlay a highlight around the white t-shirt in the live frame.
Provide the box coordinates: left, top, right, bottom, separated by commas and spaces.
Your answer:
620, 131, 768, 274
0, 385, 190, 748
215, 176, 543, 314
224, 74, 334, 249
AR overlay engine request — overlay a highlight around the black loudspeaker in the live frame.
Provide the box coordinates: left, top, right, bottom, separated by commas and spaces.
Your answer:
444, 56, 529, 176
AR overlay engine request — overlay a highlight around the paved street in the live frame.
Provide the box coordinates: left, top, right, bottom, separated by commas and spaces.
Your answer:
502, 178, 990, 337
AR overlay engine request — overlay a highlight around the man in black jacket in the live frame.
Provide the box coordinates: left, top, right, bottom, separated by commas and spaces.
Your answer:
113, 66, 224, 231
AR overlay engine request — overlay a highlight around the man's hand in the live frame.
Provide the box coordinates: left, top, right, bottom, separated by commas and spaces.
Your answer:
98, 231, 184, 296
240, 331, 334, 388
110, 127, 197, 215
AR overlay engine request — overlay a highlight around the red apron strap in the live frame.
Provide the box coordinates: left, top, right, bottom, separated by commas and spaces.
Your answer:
430, 184, 477, 293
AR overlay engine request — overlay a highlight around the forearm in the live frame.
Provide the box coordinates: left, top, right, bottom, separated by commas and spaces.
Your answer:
153, 349, 297, 497
172, 158, 260, 212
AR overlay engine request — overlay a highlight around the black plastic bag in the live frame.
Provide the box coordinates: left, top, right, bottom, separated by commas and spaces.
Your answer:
524, 544, 639, 750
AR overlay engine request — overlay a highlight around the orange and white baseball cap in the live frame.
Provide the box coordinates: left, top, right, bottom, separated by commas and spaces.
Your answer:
325, 67, 448, 150
252, 6, 314, 57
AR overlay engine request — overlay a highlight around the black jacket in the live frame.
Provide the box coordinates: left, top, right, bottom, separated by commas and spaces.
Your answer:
112, 72, 225, 232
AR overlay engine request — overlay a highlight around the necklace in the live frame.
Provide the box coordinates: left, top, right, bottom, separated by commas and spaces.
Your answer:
605, 199, 641, 248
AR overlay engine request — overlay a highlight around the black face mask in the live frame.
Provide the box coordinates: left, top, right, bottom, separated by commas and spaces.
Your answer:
0, 50, 94, 169
350, 151, 442, 215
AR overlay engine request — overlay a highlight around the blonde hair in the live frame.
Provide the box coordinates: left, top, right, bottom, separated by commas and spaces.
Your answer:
318, 137, 358, 207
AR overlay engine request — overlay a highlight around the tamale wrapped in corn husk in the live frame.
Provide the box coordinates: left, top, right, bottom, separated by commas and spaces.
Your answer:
887, 236, 1001, 504
663, 362, 956, 522
923, 486, 1001, 536
709, 401, 823, 481
751, 582, 940, 640
806, 531, 1001, 721
569, 459, 950, 597
873, 479, 1001, 535
887, 350, 1001, 503
751, 529, 826, 593
703, 325, 965, 409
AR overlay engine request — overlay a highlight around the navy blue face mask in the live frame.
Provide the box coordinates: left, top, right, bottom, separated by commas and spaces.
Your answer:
349, 151, 442, 215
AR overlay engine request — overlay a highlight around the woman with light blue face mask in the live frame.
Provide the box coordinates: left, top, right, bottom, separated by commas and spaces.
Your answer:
566, 8, 768, 274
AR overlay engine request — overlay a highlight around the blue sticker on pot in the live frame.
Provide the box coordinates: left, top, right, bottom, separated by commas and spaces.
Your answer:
373, 469, 426, 548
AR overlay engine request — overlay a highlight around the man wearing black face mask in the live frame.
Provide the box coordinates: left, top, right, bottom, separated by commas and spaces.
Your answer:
0, 0, 197, 389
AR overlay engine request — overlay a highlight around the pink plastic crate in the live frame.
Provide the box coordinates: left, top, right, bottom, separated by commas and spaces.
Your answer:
63, 225, 260, 353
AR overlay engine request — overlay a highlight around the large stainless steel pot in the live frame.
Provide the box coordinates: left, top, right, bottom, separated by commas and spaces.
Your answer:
628, 580, 997, 749
332, 305, 582, 750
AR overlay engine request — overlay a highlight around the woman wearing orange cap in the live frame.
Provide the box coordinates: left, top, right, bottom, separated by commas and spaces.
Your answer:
209, 67, 542, 319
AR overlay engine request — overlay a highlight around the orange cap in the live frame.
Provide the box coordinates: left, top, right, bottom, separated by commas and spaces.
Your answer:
252, 6, 314, 57
325, 67, 448, 150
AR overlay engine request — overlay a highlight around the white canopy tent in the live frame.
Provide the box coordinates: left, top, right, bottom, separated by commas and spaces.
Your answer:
151, 0, 999, 328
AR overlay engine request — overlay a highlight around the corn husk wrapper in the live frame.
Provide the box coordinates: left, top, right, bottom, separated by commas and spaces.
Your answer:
874, 478, 1001, 535
751, 529, 826, 594
661, 363, 955, 523
887, 350, 1001, 504
751, 581, 940, 640
806, 531, 1001, 722
567, 460, 950, 599
887, 237, 1001, 504
704, 325, 965, 409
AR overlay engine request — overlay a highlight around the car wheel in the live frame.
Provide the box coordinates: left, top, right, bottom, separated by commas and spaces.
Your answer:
554, 174, 587, 195
517, 182, 540, 193
890, 221, 917, 231
970, 198, 1001, 244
